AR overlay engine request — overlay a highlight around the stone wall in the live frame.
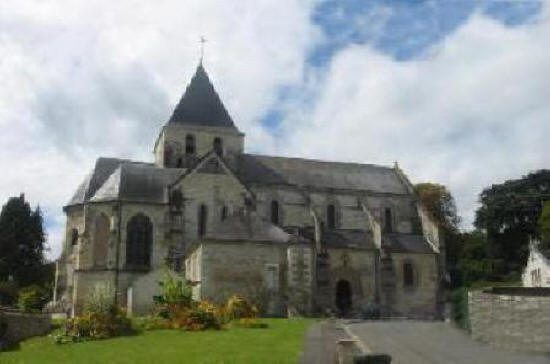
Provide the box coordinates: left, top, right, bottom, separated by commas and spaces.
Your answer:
196, 241, 290, 316
468, 288, 550, 352
390, 253, 439, 318
1, 311, 51, 345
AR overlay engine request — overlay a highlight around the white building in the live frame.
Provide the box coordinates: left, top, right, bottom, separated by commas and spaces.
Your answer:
522, 240, 550, 287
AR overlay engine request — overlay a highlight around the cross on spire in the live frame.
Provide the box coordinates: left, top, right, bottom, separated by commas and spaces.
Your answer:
199, 36, 207, 63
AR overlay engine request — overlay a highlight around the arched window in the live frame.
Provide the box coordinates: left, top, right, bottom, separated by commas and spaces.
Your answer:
213, 137, 223, 155
327, 204, 336, 229
270, 200, 279, 225
93, 214, 110, 267
221, 205, 228, 221
185, 134, 196, 155
126, 214, 153, 268
384, 207, 393, 233
403, 262, 414, 288
198, 204, 208, 237
70, 229, 79, 246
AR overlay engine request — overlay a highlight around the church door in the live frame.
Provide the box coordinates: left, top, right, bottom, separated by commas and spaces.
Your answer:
335, 279, 352, 316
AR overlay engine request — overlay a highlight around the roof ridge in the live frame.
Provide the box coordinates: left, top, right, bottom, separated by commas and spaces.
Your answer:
243, 153, 394, 170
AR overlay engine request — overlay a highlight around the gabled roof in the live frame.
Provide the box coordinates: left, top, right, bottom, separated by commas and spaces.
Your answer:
167, 64, 235, 128
384, 233, 436, 254
237, 154, 410, 194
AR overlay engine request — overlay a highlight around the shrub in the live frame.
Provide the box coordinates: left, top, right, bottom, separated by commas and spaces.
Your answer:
153, 270, 193, 319
84, 282, 114, 315
17, 285, 49, 312
452, 287, 470, 332
62, 283, 133, 342
0, 281, 19, 306
226, 295, 258, 319
65, 306, 133, 340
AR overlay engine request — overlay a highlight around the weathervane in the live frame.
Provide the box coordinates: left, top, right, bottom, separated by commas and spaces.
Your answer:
199, 36, 207, 63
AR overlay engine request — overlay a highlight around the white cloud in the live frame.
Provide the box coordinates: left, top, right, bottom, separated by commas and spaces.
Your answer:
2, 0, 548, 263
0, 0, 318, 259
280, 8, 550, 229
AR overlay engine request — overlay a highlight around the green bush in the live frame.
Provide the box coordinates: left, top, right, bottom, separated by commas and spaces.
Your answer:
226, 295, 257, 319
0, 281, 19, 306
153, 270, 193, 319
17, 285, 49, 312
452, 287, 470, 332
61, 283, 133, 342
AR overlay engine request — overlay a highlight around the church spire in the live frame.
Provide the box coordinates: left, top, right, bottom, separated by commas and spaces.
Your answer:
167, 63, 235, 128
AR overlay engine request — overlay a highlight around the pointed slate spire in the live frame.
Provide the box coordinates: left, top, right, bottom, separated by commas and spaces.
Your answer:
168, 64, 235, 127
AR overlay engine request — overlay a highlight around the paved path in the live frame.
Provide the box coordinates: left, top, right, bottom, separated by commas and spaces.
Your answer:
300, 320, 352, 364
346, 320, 549, 364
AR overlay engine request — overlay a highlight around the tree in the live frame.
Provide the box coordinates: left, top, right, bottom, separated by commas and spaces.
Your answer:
415, 183, 464, 288
0, 194, 46, 287
474, 169, 550, 279
415, 183, 460, 232
538, 201, 550, 251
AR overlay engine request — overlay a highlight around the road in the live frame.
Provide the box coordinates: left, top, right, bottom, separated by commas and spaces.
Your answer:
346, 320, 549, 364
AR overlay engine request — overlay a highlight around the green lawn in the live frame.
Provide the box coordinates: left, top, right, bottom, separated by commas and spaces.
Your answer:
1, 318, 314, 364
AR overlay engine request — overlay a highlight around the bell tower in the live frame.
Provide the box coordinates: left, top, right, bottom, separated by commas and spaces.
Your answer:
154, 63, 245, 169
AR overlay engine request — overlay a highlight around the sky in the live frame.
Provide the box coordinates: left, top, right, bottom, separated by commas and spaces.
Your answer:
1, 0, 548, 260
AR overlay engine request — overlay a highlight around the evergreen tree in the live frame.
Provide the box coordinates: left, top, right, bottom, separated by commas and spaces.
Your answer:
0, 194, 46, 286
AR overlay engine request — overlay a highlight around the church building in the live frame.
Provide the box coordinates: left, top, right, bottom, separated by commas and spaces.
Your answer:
57, 62, 445, 318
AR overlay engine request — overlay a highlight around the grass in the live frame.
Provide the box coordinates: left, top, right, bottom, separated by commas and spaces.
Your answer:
1, 318, 314, 364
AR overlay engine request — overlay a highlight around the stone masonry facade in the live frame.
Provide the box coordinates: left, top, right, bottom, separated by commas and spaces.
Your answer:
56, 63, 445, 318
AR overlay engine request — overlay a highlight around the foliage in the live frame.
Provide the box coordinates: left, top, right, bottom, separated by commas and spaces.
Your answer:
226, 294, 258, 320
60, 283, 132, 342
230, 318, 268, 329
84, 282, 114, 315
451, 287, 470, 332
0, 312, 7, 339
0, 195, 47, 287
415, 183, 460, 231
415, 183, 464, 287
17, 285, 50, 312
64, 306, 133, 341
538, 201, 550, 251
0, 280, 19, 306
474, 169, 550, 278
184, 301, 221, 331
455, 230, 493, 285
153, 270, 193, 319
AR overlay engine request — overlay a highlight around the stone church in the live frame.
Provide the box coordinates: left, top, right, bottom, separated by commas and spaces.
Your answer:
57, 63, 445, 318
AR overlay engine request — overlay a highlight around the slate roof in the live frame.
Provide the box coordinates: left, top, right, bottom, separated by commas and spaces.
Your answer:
67, 152, 411, 207
205, 212, 299, 243
238, 154, 409, 194
383, 233, 436, 254
67, 158, 184, 206
283, 227, 375, 250
167, 64, 235, 127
